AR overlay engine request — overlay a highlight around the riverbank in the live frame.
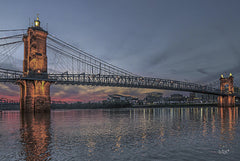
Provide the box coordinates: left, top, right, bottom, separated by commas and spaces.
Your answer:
0, 102, 132, 110
51, 102, 132, 109
1, 102, 231, 111
0, 104, 19, 110
1, 102, 239, 111
133, 103, 219, 108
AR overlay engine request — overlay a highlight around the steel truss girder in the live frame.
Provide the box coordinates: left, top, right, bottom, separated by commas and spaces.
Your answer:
0, 68, 238, 97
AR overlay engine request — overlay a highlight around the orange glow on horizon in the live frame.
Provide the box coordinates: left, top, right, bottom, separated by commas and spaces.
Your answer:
0, 94, 19, 102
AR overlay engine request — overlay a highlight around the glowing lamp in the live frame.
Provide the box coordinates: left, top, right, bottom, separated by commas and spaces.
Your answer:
34, 15, 40, 27
37, 70, 41, 73
35, 21, 40, 27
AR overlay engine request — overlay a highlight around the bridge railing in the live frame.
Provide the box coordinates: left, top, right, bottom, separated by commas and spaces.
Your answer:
47, 73, 224, 96
1, 68, 239, 97
0, 67, 23, 82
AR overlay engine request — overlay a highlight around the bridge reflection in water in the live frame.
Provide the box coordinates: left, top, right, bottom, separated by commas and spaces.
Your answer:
0, 107, 239, 160
20, 113, 51, 160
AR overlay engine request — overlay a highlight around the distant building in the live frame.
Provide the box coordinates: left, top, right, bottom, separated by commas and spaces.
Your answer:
51, 101, 68, 104
170, 94, 184, 103
144, 92, 163, 104
0, 98, 8, 104
189, 93, 195, 102
0, 98, 19, 104
107, 94, 138, 104
234, 87, 240, 95
189, 93, 217, 103
234, 87, 240, 104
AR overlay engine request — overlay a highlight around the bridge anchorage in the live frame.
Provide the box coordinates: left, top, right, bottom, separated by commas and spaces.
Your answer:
0, 16, 239, 112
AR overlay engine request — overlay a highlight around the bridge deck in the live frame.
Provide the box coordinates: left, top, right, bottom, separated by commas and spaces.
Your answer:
0, 67, 236, 97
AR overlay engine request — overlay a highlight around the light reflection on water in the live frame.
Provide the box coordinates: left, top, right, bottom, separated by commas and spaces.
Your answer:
20, 113, 51, 161
0, 107, 240, 161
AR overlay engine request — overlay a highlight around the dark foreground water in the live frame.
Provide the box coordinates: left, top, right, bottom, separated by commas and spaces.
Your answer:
0, 107, 240, 161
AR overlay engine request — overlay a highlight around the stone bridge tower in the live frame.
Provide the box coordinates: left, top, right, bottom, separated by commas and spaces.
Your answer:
19, 16, 51, 112
218, 73, 235, 107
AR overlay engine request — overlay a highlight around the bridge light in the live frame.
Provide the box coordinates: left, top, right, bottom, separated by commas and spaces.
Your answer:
229, 73, 232, 77
34, 14, 40, 27
221, 74, 224, 78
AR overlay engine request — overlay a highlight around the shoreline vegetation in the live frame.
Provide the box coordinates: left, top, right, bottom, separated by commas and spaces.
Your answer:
1, 102, 234, 111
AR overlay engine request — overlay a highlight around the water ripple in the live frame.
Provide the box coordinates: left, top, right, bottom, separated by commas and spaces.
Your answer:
0, 107, 239, 161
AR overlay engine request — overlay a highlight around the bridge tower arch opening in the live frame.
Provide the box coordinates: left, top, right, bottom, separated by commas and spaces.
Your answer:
18, 16, 51, 112
218, 73, 235, 107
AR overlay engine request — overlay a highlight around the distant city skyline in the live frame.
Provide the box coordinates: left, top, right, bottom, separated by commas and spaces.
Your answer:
1, 0, 240, 102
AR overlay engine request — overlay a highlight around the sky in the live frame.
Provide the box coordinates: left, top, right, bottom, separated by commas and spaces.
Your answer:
1, 0, 240, 102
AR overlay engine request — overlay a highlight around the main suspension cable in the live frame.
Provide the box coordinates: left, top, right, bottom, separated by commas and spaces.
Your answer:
0, 41, 23, 47
48, 33, 138, 76
0, 29, 27, 32
0, 34, 24, 40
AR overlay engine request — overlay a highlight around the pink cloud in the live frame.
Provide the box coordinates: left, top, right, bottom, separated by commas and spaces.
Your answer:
0, 83, 166, 103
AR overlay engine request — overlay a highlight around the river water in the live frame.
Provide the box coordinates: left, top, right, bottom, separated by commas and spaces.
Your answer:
0, 107, 239, 161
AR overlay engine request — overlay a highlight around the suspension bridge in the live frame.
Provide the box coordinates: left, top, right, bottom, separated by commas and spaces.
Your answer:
0, 17, 238, 112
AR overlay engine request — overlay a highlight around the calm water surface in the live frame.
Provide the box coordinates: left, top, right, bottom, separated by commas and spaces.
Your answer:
0, 107, 240, 161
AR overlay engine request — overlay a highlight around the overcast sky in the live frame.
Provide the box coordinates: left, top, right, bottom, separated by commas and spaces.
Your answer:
1, 0, 240, 102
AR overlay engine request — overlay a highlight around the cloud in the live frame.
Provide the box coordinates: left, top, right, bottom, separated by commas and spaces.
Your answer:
0, 83, 19, 100
50, 85, 164, 102
197, 68, 209, 75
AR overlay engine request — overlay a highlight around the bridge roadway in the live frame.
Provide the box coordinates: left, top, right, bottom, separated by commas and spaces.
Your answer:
0, 67, 238, 97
